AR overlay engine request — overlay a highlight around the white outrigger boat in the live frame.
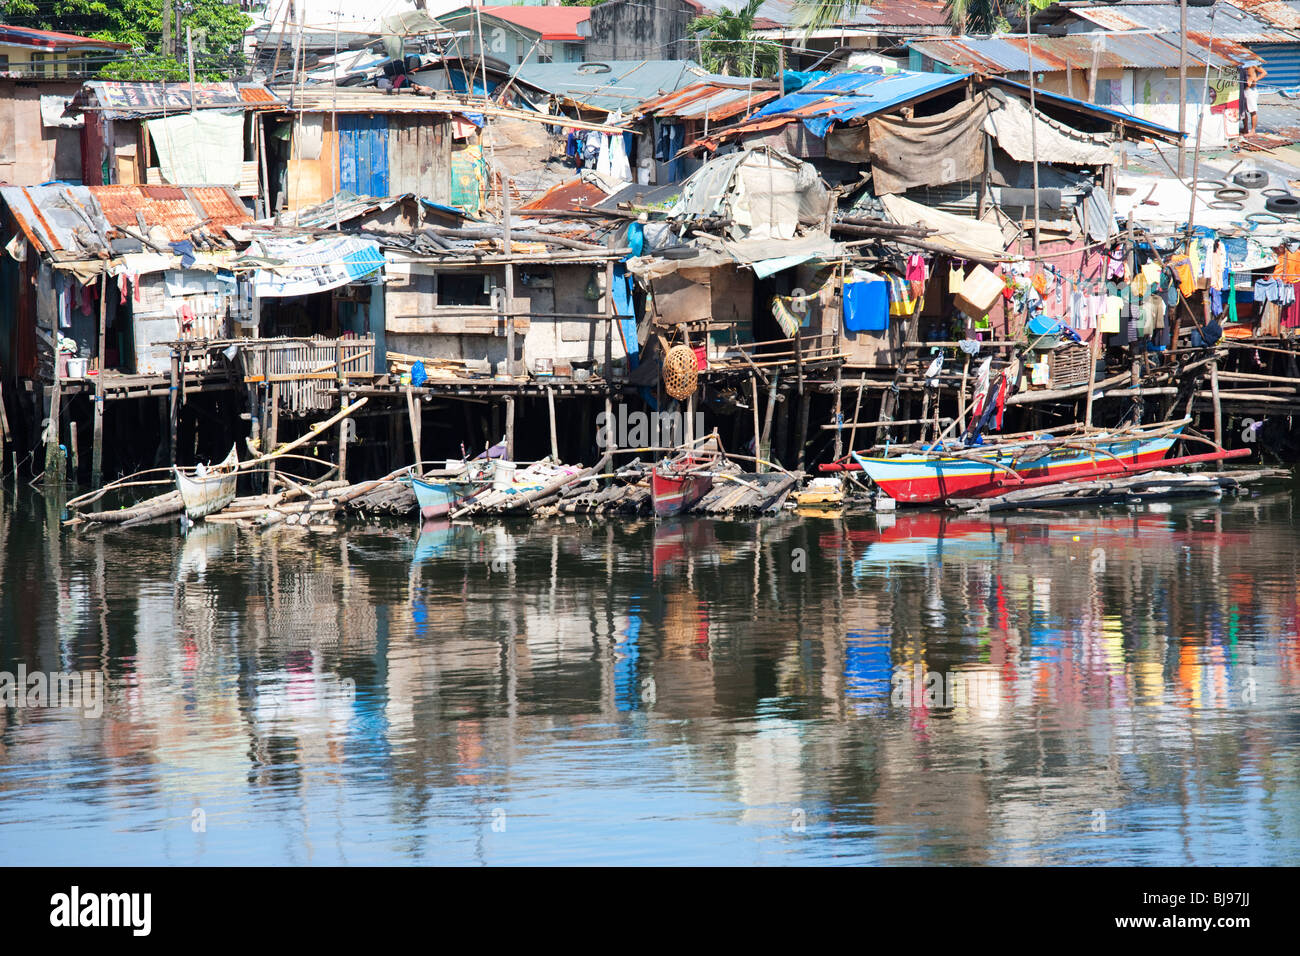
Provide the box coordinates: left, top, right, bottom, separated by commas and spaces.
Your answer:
173, 446, 240, 520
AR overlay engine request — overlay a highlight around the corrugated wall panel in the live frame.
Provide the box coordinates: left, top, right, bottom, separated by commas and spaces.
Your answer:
1249, 43, 1300, 91
339, 114, 389, 196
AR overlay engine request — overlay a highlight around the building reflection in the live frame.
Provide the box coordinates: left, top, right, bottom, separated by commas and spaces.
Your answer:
1, 486, 1299, 863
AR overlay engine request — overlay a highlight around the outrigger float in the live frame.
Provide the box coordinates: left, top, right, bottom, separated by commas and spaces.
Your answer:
820, 419, 1251, 506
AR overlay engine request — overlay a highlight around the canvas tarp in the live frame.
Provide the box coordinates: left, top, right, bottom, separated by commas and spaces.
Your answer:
879, 194, 1007, 261
983, 93, 1113, 167
671, 148, 832, 241
830, 94, 992, 196
147, 110, 245, 186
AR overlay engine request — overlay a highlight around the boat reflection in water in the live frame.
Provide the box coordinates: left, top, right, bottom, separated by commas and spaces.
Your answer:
1, 490, 1298, 865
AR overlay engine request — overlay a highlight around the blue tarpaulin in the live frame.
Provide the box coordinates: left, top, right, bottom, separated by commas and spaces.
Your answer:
750, 70, 968, 139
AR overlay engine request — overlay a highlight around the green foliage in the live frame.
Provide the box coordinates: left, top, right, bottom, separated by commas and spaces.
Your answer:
688, 0, 780, 78
1, 0, 253, 80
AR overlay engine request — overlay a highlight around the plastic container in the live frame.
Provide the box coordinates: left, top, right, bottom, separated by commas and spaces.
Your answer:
492, 461, 517, 490
65, 357, 87, 378
954, 264, 1004, 319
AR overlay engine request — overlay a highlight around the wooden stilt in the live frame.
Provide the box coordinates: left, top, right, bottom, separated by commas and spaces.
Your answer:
169, 351, 180, 465
91, 272, 107, 488
504, 396, 515, 460
45, 377, 64, 485
69, 420, 79, 477
267, 383, 279, 485
759, 370, 778, 472
604, 393, 614, 459
833, 364, 843, 459
337, 410, 348, 483
405, 383, 422, 468
1210, 358, 1223, 472
750, 373, 761, 461
547, 386, 559, 460
1084, 337, 1098, 428
795, 389, 810, 471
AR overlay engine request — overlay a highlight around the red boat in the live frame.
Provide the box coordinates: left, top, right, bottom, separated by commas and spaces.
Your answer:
651, 453, 715, 517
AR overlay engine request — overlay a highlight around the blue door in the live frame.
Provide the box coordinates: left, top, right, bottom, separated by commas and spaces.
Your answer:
339, 114, 389, 197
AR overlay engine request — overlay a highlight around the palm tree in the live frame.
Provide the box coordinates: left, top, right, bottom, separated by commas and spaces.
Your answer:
687, 0, 782, 77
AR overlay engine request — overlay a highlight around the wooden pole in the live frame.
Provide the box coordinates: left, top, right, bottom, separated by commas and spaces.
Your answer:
750, 374, 761, 460
1084, 336, 1098, 428
337, 411, 348, 483
759, 369, 779, 473
957, 355, 970, 435
504, 396, 515, 461
405, 383, 422, 468
501, 171, 516, 377
267, 383, 280, 484
46, 376, 63, 485
547, 386, 559, 460
92, 272, 107, 488
795, 390, 810, 471
169, 350, 180, 465
604, 259, 615, 376
833, 363, 843, 459
1210, 358, 1223, 472
69, 420, 79, 477
604, 392, 615, 460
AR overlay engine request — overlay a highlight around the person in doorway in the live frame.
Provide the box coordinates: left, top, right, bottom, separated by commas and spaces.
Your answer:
1244, 64, 1267, 134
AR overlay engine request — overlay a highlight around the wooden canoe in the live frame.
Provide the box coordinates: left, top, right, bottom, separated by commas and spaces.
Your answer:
173, 446, 239, 520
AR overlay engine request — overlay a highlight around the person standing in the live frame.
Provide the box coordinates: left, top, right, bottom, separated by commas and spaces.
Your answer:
1244, 64, 1267, 134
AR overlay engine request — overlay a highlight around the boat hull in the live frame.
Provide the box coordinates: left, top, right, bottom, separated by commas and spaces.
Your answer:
855, 434, 1178, 505
409, 476, 479, 519
173, 447, 239, 520
652, 469, 713, 517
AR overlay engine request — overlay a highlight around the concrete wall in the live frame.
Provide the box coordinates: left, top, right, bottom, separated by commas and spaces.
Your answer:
586, 0, 699, 62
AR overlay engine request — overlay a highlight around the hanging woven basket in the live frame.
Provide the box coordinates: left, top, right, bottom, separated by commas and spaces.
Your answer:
662, 344, 699, 400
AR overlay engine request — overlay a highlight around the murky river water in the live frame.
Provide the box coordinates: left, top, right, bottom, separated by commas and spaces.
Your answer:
1, 485, 1299, 865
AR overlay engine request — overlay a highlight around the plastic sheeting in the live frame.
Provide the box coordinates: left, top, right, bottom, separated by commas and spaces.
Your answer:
983, 93, 1114, 167
879, 194, 1007, 261
250, 236, 385, 297
671, 148, 832, 242
146, 110, 245, 186
830, 94, 992, 195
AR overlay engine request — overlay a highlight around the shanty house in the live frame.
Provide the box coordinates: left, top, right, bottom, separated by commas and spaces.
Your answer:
436, 6, 590, 65
69, 80, 281, 202
1031, 1, 1300, 90
0, 26, 130, 185
909, 31, 1260, 146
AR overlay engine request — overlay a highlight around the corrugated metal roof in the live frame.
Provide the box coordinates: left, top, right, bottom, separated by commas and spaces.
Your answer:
519, 178, 611, 212
0, 184, 250, 258
635, 80, 781, 122
1071, 2, 1299, 43
912, 32, 1257, 73
698, 0, 950, 29
93, 185, 250, 241
73, 81, 281, 118
746, 70, 968, 137
513, 60, 721, 113
478, 5, 590, 40
704, 70, 1182, 148
0, 24, 130, 50
1232, 0, 1300, 30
